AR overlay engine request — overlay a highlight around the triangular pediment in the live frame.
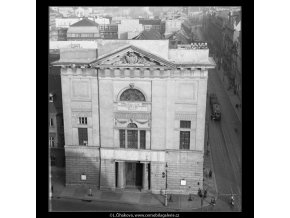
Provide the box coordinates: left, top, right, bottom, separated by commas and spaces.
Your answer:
91, 45, 175, 68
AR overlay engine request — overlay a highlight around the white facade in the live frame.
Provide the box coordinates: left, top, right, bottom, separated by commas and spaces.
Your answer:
53, 40, 215, 194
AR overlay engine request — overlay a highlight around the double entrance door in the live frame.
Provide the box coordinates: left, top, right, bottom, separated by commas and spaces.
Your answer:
125, 162, 143, 189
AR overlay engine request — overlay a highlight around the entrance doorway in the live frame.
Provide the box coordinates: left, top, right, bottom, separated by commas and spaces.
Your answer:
125, 162, 143, 189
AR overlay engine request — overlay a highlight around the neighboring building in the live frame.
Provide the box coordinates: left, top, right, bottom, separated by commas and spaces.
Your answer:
118, 19, 143, 39
99, 24, 118, 39
49, 28, 58, 41
50, 11, 57, 31
132, 29, 162, 40
95, 17, 110, 25
139, 19, 162, 33
52, 40, 215, 194
165, 29, 191, 48
50, 28, 68, 41
232, 33, 241, 101
55, 18, 81, 28
49, 52, 65, 167
67, 18, 100, 41
58, 7, 74, 17
164, 19, 183, 35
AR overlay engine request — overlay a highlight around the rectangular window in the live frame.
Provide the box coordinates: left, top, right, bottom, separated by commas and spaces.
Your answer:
49, 137, 55, 147
50, 118, 54, 127
49, 94, 53, 102
50, 155, 56, 166
127, 130, 138, 149
140, 130, 146, 149
79, 117, 87, 125
180, 120, 191, 129
119, 130, 125, 148
78, 128, 88, 146
180, 131, 190, 150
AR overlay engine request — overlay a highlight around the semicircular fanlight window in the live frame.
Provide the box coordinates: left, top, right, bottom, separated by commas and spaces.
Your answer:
120, 89, 145, 101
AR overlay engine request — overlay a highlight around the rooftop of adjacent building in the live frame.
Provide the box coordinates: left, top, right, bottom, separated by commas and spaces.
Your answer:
132, 29, 162, 40
70, 17, 98, 27
138, 19, 161, 25
50, 40, 215, 67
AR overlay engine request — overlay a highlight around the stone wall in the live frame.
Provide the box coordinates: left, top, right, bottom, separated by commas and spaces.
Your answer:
65, 147, 100, 186
100, 159, 116, 190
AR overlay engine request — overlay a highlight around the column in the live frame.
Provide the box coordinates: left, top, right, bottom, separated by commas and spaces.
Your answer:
117, 161, 125, 189
137, 130, 140, 149
146, 131, 150, 150
142, 162, 149, 191
125, 130, 127, 148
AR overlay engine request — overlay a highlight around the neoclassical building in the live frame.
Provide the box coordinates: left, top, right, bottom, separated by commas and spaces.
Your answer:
52, 40, 215, 194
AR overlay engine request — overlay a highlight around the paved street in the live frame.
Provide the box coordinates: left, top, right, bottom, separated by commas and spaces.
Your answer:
206, 68, 242, 211
193, 26, 242, 211
51, 197, 189, 212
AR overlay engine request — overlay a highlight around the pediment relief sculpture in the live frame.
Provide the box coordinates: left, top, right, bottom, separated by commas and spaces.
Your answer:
104, 51, 163, 66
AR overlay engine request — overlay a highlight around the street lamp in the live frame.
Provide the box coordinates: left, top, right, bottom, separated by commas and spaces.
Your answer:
163, 162, 168, 206
198, 183, 208, 212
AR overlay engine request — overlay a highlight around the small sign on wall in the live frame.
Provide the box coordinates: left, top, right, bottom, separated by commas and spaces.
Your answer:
181, 179, 186, 186
81, 174, 86, 181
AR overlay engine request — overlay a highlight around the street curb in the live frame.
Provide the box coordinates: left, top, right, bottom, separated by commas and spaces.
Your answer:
51, 194, 207, 211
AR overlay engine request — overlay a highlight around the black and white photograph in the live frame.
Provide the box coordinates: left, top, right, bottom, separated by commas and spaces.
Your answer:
48, 6, 243, 212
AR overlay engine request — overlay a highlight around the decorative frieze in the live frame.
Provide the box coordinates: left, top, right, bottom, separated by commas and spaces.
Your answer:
72, 111, 92, 117
175, 113, 197, 121
114, 112, 151, 120
61, 65, 208, 79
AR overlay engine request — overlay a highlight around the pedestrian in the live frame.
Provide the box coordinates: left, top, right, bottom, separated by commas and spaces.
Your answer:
204, 189, 207, 198
211, 197, 216, 206
209, 169, 212, 178
51, 185, 53, 193
198, 188, 202, 197
89, 188, 92, 196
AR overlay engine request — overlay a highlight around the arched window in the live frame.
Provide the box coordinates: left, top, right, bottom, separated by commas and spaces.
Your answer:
127, 123, 138, 149
120, 89, 145, 101
127, 123, 138, 128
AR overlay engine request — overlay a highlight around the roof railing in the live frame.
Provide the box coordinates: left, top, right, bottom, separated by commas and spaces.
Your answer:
177, 42, 208, 49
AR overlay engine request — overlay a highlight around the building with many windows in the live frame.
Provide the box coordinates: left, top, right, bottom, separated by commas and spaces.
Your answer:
52, 40, 215, 194
99, 24, 118, 39
49, 52, 65, 167
67, 18, 100, 41
139, 19, 162, 33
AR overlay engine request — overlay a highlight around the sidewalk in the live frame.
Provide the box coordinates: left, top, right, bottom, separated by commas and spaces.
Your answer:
50, 167, 215, 211
215, 65, 242, 122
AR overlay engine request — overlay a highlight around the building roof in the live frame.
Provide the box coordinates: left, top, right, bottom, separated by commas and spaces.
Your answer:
70, 18, 98, 27
133, 29, 162, 40
67, 26, 99, 34
52, 40, 215, 68
95, 40, 169, 60
139, 19, 161, 25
